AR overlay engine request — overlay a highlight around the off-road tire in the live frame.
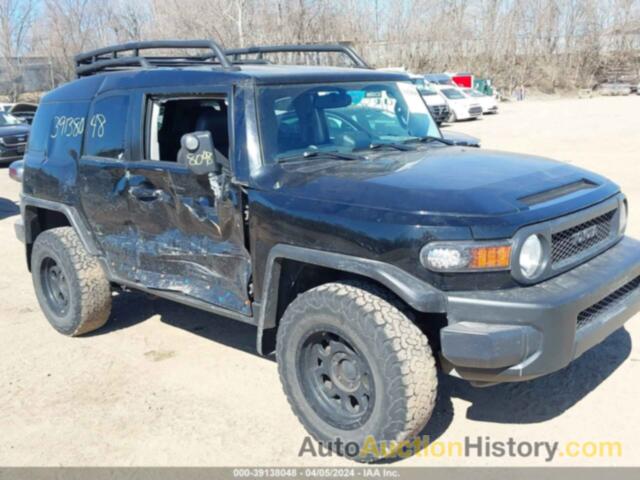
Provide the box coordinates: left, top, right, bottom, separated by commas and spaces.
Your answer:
276, 282, 437, 462
31, 227, 111, 336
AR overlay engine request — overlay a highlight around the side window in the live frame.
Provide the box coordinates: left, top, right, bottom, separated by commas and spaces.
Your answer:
27, 103, 56, 153
84, 95, 129, 159
29, 102, 89, 157
146, 97, 229, 163
47, 103, 90, 159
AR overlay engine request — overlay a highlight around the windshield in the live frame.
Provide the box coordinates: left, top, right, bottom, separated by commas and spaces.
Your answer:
0, 112, 23, 126
412, 78, 438, 96
257, 81, 440, 163
464, 89, 485, 98
440, 88, 465, 100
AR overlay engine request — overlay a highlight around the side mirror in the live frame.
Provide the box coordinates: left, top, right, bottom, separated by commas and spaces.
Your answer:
178, 131, 221, 175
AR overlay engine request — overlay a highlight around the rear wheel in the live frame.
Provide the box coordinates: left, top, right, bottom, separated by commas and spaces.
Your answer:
32, 227, 112, 336
276, 282, 437, 462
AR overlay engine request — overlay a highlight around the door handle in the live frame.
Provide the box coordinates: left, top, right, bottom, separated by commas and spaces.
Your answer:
129, 184, 169, 202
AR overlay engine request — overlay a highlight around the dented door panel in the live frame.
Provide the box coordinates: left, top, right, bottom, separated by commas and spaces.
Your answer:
125, 162, 252, 314
79, 159, 137, 280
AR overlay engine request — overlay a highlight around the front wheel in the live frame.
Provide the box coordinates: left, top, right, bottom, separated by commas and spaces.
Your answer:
276, 282, 437, 462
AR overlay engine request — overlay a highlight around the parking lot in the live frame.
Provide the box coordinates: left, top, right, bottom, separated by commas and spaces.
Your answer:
1, 94, 639, 467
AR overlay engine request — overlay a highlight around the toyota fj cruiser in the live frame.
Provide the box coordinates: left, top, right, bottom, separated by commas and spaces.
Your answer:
15, 40, 640, 461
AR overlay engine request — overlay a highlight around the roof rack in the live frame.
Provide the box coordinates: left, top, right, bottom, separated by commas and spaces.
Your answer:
225, 44, 370, 69
75, 39, 235, 77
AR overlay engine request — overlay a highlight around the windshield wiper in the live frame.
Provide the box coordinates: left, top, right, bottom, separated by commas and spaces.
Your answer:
368, 142, 414, 151
404, 135, 455, 146
277, 150, 364, 163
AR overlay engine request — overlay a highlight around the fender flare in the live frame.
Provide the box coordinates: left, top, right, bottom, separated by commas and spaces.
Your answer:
21, 194, 101, 256
255, 244, 447, 354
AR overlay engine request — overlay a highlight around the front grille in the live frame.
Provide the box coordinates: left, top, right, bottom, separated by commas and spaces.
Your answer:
469, 106, 482, 115
551, 210, 615, 265
429, 105, 448, 118
577, 276, 640, 329
0, 134, 28, 147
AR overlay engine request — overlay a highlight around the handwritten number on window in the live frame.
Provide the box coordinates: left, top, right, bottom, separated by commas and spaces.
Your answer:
51, 116, 85, 138
89, 114, 107, 138
50, 115, 107, 139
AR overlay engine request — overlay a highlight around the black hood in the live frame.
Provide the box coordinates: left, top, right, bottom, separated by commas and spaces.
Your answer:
265, 147, 617, 218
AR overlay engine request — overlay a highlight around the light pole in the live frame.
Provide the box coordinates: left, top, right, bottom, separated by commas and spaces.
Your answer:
375, 0, 379, 42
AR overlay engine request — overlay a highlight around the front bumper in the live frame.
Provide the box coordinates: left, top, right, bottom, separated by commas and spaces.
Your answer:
440, 236, 640, 384
0, 144, 25, 164
14, 216, 25, 243
427, 105, 450, 124
0, 153, 23, 165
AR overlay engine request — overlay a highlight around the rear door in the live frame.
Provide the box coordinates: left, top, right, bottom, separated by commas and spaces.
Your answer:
77, 93, 137, 281
124, 89, 252, 315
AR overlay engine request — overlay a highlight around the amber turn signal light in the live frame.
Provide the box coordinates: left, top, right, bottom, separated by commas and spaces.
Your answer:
469, 246, 512, 269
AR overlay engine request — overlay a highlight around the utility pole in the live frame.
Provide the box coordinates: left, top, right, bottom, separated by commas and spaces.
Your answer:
375, 0, 379, 42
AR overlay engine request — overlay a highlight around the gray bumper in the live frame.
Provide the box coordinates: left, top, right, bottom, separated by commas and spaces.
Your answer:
14, 217, 25, 243
441, 236, 640, 383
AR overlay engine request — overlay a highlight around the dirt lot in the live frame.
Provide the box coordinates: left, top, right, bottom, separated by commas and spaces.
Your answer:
1, 95, 639, 467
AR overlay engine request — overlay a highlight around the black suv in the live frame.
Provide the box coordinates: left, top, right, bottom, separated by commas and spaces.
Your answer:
15, 40, 640, 460
0, 110, 30, 165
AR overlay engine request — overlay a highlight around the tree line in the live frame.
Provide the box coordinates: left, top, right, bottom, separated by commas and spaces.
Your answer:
1, 0, 639, 100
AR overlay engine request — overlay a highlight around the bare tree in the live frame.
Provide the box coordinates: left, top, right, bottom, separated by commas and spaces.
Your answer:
0, 0, 35, 101
4, 0, 640, 96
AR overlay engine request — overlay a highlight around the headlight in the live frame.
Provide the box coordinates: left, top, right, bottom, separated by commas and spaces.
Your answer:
619, 201, 628, 235
518, 234, 545, 279
420, 242, 511, 272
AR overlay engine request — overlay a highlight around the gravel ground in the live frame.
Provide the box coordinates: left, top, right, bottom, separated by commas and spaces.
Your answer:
0, 95, 639, 467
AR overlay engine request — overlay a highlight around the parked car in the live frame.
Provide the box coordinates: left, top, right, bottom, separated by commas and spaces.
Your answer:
9, 159, 24, 182
463, 88, 499, 114
8, 103, 38, 124
437, 86, 483, 121
15, 40, 640, 462
0, 111, 30, 165
424, 73, 455, 86
409, 75, 450, 125
599, 82, 632, 96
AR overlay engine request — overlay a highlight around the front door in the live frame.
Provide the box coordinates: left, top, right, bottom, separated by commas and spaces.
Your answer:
125, 92, 252, 315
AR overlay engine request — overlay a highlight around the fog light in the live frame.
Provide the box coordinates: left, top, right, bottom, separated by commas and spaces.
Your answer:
519, 234, 544, 279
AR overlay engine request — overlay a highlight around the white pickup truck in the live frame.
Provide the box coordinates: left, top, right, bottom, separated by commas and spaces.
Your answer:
409, 74, 450, 125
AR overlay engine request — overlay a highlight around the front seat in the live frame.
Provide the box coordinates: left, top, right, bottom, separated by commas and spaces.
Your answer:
194, 104, 230, 160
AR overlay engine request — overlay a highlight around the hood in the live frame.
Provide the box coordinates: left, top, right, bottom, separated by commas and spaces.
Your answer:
267, 147, 616, 218
446, 96, 476, 107
422, 94, 447, 107
0, 124, 30, 137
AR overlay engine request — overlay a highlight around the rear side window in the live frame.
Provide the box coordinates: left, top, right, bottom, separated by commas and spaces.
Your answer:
47, 103, 90, 158
84, 95, 130, 159
27, 103, 56, 153
28, 102, 90, 159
